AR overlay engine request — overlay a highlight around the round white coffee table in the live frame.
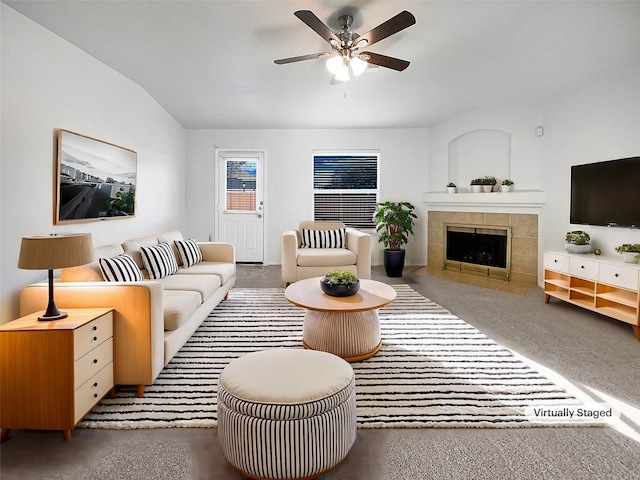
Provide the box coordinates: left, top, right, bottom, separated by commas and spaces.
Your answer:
285, 278, 396, 361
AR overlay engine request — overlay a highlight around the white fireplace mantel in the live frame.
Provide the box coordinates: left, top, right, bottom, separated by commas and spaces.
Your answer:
422, 190, 546, 213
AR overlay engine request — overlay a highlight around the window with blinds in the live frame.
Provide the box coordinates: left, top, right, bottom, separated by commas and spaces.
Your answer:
313, 153, 379, 229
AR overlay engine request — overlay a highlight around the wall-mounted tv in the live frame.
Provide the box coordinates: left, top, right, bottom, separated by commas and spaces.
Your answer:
570, 156, 640, 228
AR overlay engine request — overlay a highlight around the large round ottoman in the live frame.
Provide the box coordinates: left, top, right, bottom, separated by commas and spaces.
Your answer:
217, 348, 356, 480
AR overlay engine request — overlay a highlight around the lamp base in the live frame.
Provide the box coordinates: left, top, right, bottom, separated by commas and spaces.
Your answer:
38, 311, 68, 322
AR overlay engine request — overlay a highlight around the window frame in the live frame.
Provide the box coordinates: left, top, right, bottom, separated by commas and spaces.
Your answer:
312, 150, 380, 229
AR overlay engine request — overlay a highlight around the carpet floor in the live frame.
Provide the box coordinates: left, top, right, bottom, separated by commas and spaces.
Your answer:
79, 285, 593, 429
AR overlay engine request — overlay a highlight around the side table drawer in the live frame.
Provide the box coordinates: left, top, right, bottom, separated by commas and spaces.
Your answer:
544, 252, 569, 273
74, 312, 113, 360
74, 363, 113, 424
599, 263, 639, 291
75, 338, 113, 387
569, 257, 599, 281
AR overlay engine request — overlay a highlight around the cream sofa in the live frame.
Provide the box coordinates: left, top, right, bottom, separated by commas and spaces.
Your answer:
281, 221, 371, 286
20, 231, 235, 397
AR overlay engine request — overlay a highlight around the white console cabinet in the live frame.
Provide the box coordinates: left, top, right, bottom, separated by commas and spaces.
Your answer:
544, 251, 640, 341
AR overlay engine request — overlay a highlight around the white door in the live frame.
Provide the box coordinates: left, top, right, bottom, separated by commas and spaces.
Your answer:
216, 150, 265, 263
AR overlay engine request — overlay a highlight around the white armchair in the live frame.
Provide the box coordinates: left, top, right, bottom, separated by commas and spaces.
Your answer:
281, 221, 371, 286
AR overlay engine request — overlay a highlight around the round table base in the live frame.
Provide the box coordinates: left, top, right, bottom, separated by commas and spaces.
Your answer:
302, 310, 381, 362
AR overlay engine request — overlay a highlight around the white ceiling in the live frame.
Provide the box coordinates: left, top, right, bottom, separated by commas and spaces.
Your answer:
5, 1, 640, 130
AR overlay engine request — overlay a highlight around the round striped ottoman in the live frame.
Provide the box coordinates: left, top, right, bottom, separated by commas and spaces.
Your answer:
217, 348, 356, 480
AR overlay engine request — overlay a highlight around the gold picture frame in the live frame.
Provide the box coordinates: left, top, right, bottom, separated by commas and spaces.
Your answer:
55, 129, 137, 224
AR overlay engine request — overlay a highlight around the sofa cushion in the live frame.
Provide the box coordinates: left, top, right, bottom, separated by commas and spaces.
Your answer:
99, 253, 143, 282
157, 231, 184, 265
160, 274, 221, 303
301, 228, 346, 249
122, 235, 159, 269
297, 248, 357, 267
175, 239, 203, 267
140, 242, 179, 279
61, 243, 125, 282
163, 290, 201, 331
177, 262, 235, 284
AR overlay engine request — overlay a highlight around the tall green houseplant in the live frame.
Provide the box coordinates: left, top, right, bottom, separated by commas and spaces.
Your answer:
373, 201, 417, 277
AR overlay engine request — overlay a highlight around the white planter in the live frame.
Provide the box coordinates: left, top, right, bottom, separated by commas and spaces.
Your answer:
621, 252, 639, 263
565, 243, 592, 254
481, 185, 493, 193
501, 184, 513, 192
470, 185, 482, 193
447, 187, 456, 194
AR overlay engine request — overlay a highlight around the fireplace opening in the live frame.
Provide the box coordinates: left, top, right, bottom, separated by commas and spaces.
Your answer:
444, 224, 512, 280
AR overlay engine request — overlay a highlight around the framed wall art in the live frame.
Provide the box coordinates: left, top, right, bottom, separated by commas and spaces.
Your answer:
55, 129, 137, 224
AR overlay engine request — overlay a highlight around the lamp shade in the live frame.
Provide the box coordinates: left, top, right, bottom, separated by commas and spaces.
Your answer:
18, 233, 94, 270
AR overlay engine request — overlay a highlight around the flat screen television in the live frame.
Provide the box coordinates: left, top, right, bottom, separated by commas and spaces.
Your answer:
570, 156, 640, 228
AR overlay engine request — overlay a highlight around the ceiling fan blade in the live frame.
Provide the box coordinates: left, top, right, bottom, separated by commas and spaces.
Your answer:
294, 10, 341, 45
355, 11, 416, 49
274, 52, 334, 65
361, 52, 410, 71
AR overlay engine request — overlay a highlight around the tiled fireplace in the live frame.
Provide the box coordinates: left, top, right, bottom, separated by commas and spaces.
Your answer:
428, 211, 538, 283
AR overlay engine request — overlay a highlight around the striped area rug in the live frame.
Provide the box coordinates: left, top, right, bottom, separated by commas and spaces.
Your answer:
79, 285, 587, 429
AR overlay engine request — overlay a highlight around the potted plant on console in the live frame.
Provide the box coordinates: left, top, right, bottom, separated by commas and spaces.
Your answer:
374, 201, 417, 277
614, 244, 640, 264
565, 230, 592, 254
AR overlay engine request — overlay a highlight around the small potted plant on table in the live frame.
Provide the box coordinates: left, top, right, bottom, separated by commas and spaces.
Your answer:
614, 244, 640, 264
320, 269, 360, 296
565, 230, 592, 254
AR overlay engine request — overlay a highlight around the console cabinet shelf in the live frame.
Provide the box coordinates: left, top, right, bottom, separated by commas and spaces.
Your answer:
544, 252, 640, 340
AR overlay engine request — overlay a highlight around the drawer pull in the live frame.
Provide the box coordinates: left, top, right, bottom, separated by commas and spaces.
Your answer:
615, 273, 619, 277
93, 336, 98, 341
581, 265, 584, 269
554, 259, 558, 263
93, 393, 98, 399
93, 359, 98, 364
93, 326, 97, 331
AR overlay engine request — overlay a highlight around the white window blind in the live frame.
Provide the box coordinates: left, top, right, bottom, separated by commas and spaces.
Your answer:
313, 153, 379, 229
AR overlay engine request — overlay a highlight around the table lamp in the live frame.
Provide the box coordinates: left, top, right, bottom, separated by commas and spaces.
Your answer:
18, 233, 94, 321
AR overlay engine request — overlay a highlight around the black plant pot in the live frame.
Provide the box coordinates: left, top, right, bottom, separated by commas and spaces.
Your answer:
383, 249, 406, 277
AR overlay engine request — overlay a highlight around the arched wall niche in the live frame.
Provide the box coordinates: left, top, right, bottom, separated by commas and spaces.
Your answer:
448, 129, 511, 191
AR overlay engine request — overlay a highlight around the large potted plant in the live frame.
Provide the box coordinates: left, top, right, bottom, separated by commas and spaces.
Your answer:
373, 201, 417, 277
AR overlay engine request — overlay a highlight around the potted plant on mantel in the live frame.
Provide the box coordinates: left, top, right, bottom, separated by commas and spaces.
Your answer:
501, 179, 514, 192
373, 201, 417, 277
565, 230, 592, 254
614, 244, 640, 264
470, 178, 483, 193
447, 182, 457, 194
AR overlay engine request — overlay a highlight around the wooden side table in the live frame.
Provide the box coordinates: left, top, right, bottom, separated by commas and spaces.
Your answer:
285, 278, 396, 361
0, 308, 115, 441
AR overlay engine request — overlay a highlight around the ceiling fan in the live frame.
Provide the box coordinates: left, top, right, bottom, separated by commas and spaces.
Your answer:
274, 10, 416, 83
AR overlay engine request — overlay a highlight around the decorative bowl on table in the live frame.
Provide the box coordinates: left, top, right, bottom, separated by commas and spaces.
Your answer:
320, 270, 360, 297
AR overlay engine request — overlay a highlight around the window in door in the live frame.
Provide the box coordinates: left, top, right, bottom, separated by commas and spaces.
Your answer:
313, 152, 379, 229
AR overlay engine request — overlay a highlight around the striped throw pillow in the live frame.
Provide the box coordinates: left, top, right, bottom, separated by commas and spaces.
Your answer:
140, 242, 179, 279
301, 228, 346, 248
99, 253, 143, 282
175, 239, 203, 267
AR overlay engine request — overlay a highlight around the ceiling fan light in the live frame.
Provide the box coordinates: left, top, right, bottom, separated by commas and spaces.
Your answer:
326, 56, 344, 75
350, 56, 368, 76
335, 65, 350, 82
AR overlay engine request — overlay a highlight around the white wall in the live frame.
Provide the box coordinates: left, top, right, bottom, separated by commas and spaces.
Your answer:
426, 68, 640, 283
540, 68, 640, 258
185, 129, 429, 266
0, 5, 186, 322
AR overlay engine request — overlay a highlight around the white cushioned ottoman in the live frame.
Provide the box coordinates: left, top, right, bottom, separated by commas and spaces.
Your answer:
217, 348, 356, 480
